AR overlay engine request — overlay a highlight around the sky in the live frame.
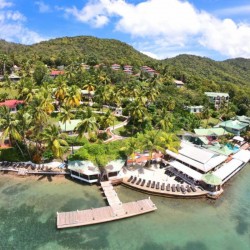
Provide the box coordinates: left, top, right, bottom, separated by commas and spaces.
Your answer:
1, 0, 250, 60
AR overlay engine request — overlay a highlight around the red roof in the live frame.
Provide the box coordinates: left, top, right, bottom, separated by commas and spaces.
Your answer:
50, 70, 64, 76
0, 100, 24, 109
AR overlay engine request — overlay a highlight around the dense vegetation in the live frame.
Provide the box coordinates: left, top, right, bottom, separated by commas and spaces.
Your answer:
0, 36, 249, 165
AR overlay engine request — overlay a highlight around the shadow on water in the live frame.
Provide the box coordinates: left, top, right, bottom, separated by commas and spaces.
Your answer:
0, 203, 110, 250
1, 183, 29, 195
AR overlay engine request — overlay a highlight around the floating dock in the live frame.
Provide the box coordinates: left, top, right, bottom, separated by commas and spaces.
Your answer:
57, 181, 157, 229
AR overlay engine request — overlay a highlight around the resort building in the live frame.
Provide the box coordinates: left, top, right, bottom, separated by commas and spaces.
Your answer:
140, 66, 157, 76
166, 141, 227, 182
218, 119, 249, 135
235, 115, 250, 125
204, 92, 229, 109
8, 73, 21, 81
124, 65, 133, 71
111, 64, 121, 70
68, 160, 100, 184
0, 99, 24, 113
174, 79, 185, 88
50, 70, 64, 78
186, 105, 203, 113
81, 64, 90, 70
68, 160, 125, 184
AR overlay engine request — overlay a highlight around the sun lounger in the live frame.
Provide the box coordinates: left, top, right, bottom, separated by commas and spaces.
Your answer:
180, 185, 186, 194
167, 184, 170, 191
190, 185, 197, 192
176, 184, 181, 192
141, 179, 146, 186
131, 177, 137, 184
171, 184, 176, 192
136, 178, 142, 185
156, 182, 160, 189
146, 180, 151, 187
151, 181, 155, 188
186, 185, 191, 193
127, 176, 133, 182
161, 183, 165, 191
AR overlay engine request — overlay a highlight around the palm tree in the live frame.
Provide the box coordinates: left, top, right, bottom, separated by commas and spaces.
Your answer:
65, 85, 81, 107
59, 105, 74, 132
54, 77, 68, 108
40, 124, 68, 160
0, 106, 24, 157
75, 116, 99, 139
125, 137, 141, 166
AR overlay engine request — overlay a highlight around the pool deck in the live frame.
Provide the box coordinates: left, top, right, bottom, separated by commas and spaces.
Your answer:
122, 176, 208, 198
57, 181, 157, 229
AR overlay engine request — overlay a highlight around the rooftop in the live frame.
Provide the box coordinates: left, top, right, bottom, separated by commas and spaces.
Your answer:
204, 92, 229, 97
0, 100, 24, 108
219, 120, 248, 130
194, 127, 228, 136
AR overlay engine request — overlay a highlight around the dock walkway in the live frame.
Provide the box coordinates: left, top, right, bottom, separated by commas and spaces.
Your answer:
57, 181, 157, 229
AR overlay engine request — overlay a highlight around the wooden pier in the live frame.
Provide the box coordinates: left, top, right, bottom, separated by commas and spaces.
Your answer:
57, 181, 157, 229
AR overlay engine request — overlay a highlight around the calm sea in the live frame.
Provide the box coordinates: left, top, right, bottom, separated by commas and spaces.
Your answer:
0, 164, 250, 250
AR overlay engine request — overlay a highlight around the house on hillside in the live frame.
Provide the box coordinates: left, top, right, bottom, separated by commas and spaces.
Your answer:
9, 73, 21, 82
186, 105, 203, 114
204, 92, 229, 109
111, 64, 120, 70
0, 100, 24, 113
174, 79, 184, 88
50, 70, 64, 78
218, 120, 249, 135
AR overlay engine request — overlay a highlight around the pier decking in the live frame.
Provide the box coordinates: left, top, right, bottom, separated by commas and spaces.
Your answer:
57, 181, 157, 229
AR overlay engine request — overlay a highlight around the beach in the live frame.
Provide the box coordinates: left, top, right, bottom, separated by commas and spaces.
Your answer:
0, 164, 250, 250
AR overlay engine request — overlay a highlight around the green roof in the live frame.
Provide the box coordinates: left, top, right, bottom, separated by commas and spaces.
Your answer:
194, 128, 228, 136
202, 173, 222, 185
219, 120, 248, 131
236, 115, 250, 125
58, 119, 81, 132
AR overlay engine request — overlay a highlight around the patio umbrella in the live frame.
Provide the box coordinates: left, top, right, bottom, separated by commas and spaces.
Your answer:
202, 173, 222, 186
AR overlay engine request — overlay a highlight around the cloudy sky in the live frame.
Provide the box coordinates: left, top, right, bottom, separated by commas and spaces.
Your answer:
1, 0, 250, 60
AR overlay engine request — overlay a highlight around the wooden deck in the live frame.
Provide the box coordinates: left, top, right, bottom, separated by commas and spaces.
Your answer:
122, 177, 208, 198
57, 181, 157, 229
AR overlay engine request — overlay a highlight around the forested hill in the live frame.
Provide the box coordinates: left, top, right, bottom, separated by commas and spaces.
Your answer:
1, 36, 250, 86
161, 54, 250, 86
0, 36, 156, 67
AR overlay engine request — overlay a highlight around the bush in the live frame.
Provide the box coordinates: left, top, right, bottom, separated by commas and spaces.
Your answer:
0, 147, 28, 161
65, 135, 88, 146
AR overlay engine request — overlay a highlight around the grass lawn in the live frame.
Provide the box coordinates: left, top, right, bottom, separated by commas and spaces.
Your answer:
201, 117, 220, 128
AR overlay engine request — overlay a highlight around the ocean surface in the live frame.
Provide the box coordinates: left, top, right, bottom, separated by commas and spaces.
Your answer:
0, 164, 250, 250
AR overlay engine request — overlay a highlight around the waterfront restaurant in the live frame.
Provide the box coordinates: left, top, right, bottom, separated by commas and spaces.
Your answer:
166, 141, 227, 184
68, 160, 100, 184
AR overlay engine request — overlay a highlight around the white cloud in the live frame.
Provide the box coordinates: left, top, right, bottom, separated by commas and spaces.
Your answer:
0, 1, 46, 44
35, 1, 51, 13
140, 51, 160, 59
63, 0, 250, 58
0, 0, 12, 9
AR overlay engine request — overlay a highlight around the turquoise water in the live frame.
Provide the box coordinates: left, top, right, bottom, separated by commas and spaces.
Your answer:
0, 165, 250, 250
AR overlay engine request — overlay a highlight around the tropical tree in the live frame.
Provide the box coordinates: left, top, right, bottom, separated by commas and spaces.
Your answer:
65, 85, 81, 107
75, 116, 99, 139
40, 124, 68, 160
59, 105, 74, 132
0, 106, 24, 157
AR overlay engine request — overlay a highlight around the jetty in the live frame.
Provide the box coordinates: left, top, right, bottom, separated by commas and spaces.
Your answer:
57, 181, 157, 229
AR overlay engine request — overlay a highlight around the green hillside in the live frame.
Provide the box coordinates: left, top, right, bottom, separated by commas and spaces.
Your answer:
0, 36, 156, 67
161, 54, 250, 86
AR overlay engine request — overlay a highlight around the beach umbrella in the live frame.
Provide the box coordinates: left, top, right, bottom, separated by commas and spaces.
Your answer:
202, 173, 222, 186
